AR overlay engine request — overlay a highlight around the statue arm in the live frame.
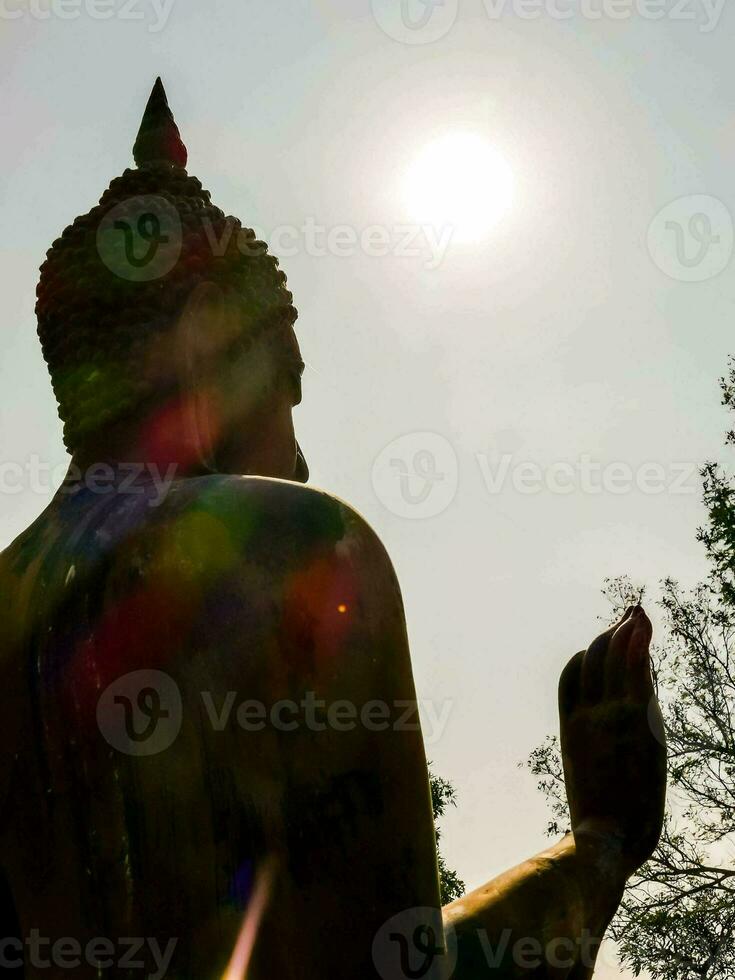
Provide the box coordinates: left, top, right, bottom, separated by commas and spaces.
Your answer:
443, 606, 666, 979
443, 832, 624, 978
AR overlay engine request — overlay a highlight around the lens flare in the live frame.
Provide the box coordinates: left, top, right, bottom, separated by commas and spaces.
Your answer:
221, 859, 276, 980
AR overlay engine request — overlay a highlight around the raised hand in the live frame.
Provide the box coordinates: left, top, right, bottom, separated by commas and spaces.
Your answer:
559, 606, 667, 883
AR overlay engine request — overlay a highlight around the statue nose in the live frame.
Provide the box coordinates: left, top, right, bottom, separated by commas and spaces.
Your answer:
294, 442, 309, 483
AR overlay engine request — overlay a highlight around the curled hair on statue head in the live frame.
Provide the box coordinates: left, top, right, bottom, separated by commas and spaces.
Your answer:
35, 78, 299, 454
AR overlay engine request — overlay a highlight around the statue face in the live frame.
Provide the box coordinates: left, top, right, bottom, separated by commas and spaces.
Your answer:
213, 329, 308, 483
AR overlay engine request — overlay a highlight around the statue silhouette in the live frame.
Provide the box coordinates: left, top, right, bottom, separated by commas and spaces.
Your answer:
0, 80, 666, 978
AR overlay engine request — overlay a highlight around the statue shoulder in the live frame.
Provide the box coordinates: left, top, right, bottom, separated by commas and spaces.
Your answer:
0, 475, 406, 656
161, 474, 402, 602
149, 474, 411, 703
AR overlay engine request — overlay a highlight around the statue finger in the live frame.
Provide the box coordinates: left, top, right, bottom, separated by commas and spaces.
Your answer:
581, 634, 609, 704
581, 607, 634, 703
559, 650, 585, 715
626, 609, 655, 703
605, 606, 640, 699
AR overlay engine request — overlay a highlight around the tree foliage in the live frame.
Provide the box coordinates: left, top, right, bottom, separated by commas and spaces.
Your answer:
429, 768, 466, 905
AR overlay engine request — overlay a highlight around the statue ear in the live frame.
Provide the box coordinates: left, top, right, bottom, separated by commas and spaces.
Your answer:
174, 280, 230, 471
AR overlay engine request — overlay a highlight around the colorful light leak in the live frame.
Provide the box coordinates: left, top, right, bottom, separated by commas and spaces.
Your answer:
221, 859, 275, 980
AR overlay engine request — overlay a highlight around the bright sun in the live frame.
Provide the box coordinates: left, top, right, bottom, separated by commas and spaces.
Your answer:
403, 132, 515, 244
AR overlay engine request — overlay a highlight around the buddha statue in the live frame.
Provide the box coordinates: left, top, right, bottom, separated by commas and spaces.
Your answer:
0, 80, 666, 979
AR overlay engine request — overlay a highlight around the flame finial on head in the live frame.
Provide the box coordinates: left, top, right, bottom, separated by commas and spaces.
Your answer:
133, 77, 188, 168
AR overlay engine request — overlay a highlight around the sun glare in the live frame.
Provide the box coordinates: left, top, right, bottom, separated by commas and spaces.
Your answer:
403, 133, 515, 244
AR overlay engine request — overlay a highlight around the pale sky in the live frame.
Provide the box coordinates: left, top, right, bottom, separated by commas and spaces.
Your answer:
2, 2, 733, 976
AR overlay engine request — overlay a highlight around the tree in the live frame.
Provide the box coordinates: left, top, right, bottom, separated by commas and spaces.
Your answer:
429, 768, 465, 904
527, 357, 735, 980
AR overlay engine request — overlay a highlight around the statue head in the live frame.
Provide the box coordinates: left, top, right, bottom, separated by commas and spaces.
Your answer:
36, 78, 308, 481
